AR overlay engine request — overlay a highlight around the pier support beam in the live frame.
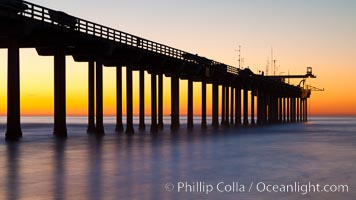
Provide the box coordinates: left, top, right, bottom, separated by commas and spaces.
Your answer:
269, 95, 274, 123
158, 74, 164, 130
223, 86, 229, 127
301, 98, 305, 122
287, 97, 290, 123
53, 47, 67, 138
150, 73, 158, 133
291, 98, 294, 123
295, 98, 298, 122
256, 91, 260, 125
243, 87, 249, 126
256, 90, 262, 125
251, 89, 255, 125
171, 75, 180, 131
95, 62, 104, 135
262, 92, 267, 124
235, 86, 241, 126
230, 87, 234, 125
268, 95, 274, 123
302, 99, 305, 122
292, 98, 296, 123
212, 81, 219, 128
273, 96, 278, 123
283, 97, 286, 123
5, 40, 22, 140
139, 70, 146, 131
87, 61, 96, 133
278, 97, 283, 123
201, 80, 207, 128
265, 93, 271, 124
225, 86, 230, 127
300, 98, 303, 122
221, 85, 226, 125
125, 67, 134, 135
264, 93, 268, 124
115, 67, 123, 132
290, 98, 293, 122
296, 98, 300, 122
187, 79, 194, 130
304, 98, 308, 122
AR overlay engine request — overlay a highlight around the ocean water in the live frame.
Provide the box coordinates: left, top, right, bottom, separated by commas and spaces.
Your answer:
0, 116, 355, 200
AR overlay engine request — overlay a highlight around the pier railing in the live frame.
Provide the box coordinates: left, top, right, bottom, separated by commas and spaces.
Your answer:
2, 0, 238, 75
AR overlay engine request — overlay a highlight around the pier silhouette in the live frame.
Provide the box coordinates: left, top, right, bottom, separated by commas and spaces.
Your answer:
1, 0, 315, 141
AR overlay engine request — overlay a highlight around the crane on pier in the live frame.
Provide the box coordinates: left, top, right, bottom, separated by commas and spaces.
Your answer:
306, 85, 324, 91
299, 83, 324, 98
267, 67, 316, 79
266, 67, 323, 98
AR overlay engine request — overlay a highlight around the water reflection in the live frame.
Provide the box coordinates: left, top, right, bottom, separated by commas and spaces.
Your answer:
0, 117, 355, 200
6, 142, 20, 200
53, 139, 66, 200
88, 137, 102, 200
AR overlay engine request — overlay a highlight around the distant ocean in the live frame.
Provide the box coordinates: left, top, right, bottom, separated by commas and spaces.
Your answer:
0, 116, 355, 200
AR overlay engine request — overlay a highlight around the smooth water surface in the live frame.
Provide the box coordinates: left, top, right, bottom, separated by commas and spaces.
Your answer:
0, 117, 355, 199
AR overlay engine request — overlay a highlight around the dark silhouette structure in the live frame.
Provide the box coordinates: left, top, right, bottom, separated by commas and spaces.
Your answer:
0, 0, 314, 140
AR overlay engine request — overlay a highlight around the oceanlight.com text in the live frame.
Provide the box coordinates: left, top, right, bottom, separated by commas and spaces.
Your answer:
164, 181, 349, 195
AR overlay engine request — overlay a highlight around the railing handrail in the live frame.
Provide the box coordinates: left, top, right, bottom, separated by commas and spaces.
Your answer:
10, 0, 239, 75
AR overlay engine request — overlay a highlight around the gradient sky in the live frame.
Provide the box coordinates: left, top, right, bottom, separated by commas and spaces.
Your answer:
0, 0, 355, 116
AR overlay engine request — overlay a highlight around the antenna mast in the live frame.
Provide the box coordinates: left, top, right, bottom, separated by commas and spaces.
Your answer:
270, 47, 277, 75
238, 45, 241, 69
234, 45, 242, 69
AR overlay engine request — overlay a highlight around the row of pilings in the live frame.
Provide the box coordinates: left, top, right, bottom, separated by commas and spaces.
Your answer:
1, 2, 311, 141
3, 41, 309, 141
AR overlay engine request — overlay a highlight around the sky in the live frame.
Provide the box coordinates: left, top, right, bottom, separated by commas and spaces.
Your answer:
0, 0, 355, 116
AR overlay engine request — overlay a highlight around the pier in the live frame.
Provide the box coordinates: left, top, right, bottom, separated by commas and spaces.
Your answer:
1, 0, 314, 140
